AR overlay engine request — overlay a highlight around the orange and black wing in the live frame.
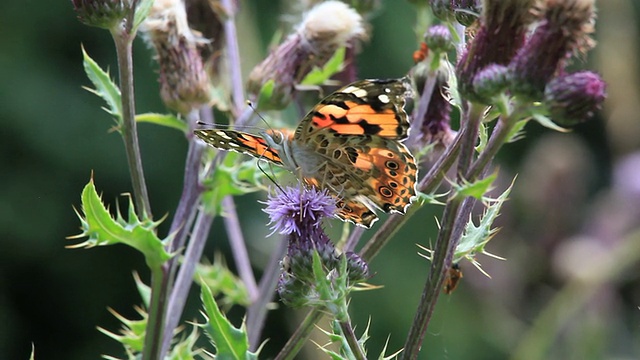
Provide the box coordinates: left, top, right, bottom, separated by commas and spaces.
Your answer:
194, 129, 284, 166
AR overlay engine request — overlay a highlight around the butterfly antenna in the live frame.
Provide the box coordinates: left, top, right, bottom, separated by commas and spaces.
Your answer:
247, 101, 278, 134
256, 158, 290, 200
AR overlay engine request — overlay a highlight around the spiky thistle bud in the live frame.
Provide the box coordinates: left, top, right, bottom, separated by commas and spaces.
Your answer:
544, 71, 606, 126
142, 0, 211, 114
456, 0, 536, 103
424, 25, 454, 55
472, 64, 510, 103
345, 252, 369, 284
71, 0, 130, 29
509, 0, 596, 100
247, 1, 367, 109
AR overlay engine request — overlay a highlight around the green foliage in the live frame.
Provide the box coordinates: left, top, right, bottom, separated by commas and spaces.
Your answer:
132, 0, 155, 32
136, 113, 187, 133
201, 152, 270, 215
69, 177, 172, 270
99, 307, 148, 354
82, 47, 122, 125
455, 178, 514, 266
452, 172, 497, 200
195, 257, 251, 307
301, 47, 346, 86
199, 282, 259, 360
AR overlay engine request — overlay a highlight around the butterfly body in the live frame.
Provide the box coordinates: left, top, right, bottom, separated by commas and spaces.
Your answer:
195, 78, 418, 228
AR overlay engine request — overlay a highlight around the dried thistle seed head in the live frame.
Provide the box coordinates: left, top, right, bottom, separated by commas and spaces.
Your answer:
456, 0, 537, 102
247, 1, 367, 109
510, 0, 596, 100
71, 0, 130, 29
142, 0, 211, 114
544, 71, 606, 126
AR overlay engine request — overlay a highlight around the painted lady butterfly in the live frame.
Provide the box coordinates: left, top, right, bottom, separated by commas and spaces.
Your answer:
195, 78, 418, 228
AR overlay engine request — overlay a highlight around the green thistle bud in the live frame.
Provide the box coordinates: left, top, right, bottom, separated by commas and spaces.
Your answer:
71, 0, 130, 29
344, 252, 369, 284
424, 25, 454, 54
472, 64, 510, 103
544, 71, 606, 126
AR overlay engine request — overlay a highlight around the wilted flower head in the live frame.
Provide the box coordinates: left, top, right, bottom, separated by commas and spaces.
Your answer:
456, 0, 536, 102
509, 0, 596, 99
247, 1, 367, 109
142, 0, 211, 114
544, 71, 606, 126
264, 186, 337, 236
71, 0, 130, 29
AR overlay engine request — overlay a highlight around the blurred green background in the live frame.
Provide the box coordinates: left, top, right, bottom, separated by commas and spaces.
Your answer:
1, 1, 639, 359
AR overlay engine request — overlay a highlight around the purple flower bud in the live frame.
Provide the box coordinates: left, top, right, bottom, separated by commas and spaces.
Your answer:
456, 0, 536, 102
544, 71, 606, 126
509, 0, 596, 99
472, 64, 510, 103
71, 0, 129, 29
424, 25, 454, 54
344, 252, 370, 283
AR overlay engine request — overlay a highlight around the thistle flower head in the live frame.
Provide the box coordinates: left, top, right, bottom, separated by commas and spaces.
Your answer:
456, 0, 536, 102
247, 1, 367, 109
71, 0, 130, 29
509, 0, 596, 99
544, 71, 606, 126
264, 186, 337, 236
472, 64, 511, 103
141, 0, 211, 114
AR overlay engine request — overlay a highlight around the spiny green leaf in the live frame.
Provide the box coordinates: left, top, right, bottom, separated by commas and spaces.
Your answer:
507, 119, 529, 143
452, 172, 497, 200
455, 178, 514, 263
475, 121, 489, 153
82, 46, 122, 123
301, 47, 346, 86
98, 307, 148, 353
69, 178, 171, 269
200, 283, 258, 360
136, 113, 187, 132
195, 257, 251, 307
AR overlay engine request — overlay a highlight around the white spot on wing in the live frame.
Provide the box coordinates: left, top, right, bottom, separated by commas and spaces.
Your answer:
216, 131, 233, 140
378, 94, 390, 103
342, 86, 368, 98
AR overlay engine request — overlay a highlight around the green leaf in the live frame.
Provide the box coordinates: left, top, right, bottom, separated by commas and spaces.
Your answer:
136, 113, 187, 132
455, 178, 514, 265
255, 79, 276, 111
133, 0, 155, 31
531, 113, 570, 133
453, 172, 497, 200
201, 152, 270, 215
195, 256, 251, 307
475, 121, 489, 153
507, 119, 529, 143
98, 307, 148, 353
82, 46, 122, 123
301, 47, 346, 86
69, 177, 171, 270
200, 282, 258, 360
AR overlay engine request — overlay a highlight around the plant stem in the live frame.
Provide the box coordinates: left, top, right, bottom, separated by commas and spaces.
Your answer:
402, 103, 483, 360
143, 265, 169, 360
159, 108, 208, 357
223, 196, 258, 299
247, 236, 288, 349
111, 29, 152, 218
274, 309, 324, 360
338, 319, 367, 360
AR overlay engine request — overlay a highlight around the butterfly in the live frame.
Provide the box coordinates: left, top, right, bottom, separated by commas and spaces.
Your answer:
194, 78, 418, 228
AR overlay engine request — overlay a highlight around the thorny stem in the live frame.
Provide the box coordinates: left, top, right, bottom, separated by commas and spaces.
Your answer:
402, 102, 483, 360
111, 29, 152, 219
338, 319, 367, 360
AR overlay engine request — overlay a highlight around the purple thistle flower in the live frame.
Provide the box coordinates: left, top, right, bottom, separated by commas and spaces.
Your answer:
544, 71, 606, 126
456, 0, 536, 103
264, 186, 337, 236
509, 0, 596, 100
